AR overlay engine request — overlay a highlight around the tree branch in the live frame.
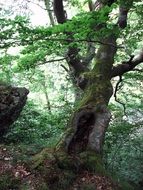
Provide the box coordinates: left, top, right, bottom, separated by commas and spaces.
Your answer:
66, 47, 87, 77
117, 1, 133, 29
82, 43, 95, 66
27, 0, 46, 10
37, 57, 66, 66
61, 64, 69, 72
111, 50, 143, 78
133, 68, 143, 72
114, 76, 126, 114
88, 0, 94, 11
0, 37, 123, 49
53, 0, 89, 89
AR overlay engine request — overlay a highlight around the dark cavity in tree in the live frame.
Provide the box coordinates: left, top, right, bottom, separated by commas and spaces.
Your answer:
68, 112, 95, 154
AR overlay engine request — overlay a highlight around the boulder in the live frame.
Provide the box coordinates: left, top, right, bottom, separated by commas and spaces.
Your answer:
0, 84, 29, 138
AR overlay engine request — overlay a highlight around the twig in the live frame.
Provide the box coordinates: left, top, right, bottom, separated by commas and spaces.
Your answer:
37, 57, 66, 66
43, 37, 124, 48
27, 0, 46, 10
114, 75, 126, 115
132, 68, 143, 72
61, 64, 69, 72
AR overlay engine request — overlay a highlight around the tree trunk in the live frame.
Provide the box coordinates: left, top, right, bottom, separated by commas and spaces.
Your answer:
65, 35, 117, 155
66, 84, 112, 155
41, 81, 51, 113
44, 0, 55, 26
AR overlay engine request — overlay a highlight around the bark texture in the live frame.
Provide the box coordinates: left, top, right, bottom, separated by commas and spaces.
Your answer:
0, 84, 29, 138
65, 36, 117, 154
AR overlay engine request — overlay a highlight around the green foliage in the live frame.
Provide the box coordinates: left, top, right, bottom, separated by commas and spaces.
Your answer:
0, 5, 119, 71
0, 54, 16, 83
104, 112, 143, 184
17, 50, 47, 70
103, 59, 143, 184
4, 101, 71, 147
0, 0, 143, 188
0, 172, 20, 190
69, 0, 84, 9
0, 16, 30, 45
1, 2, 142, 72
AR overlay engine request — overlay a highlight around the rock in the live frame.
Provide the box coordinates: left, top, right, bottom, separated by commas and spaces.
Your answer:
0, 84, 29, 138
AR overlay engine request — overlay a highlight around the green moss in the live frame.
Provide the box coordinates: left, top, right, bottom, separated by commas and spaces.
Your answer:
31, 148, 55, 169
79, 151, 107, 175
79, 78, 112, 108
56, 151, 80, 172
55, 128, 75, 151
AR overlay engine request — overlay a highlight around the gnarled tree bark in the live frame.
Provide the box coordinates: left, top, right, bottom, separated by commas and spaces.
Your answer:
65, 35, 117, 154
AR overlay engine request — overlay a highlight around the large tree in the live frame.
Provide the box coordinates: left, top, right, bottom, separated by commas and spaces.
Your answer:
0, 0, 143, 189
51, 0, 143, 154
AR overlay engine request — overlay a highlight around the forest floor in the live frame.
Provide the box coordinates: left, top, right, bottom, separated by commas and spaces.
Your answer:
0, 144, 135, 190
0, 144, 47, 190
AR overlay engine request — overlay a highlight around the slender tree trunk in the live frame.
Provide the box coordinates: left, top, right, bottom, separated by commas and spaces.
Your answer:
44, 0, 55, 26
41, 81, 51, 113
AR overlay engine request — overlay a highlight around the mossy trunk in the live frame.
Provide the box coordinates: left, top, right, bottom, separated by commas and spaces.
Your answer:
65, 77, 113, 154
64, 35, 117, 155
